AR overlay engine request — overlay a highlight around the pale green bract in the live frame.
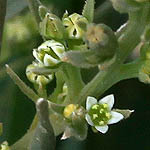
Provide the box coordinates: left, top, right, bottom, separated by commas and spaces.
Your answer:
85, 95, 124, 133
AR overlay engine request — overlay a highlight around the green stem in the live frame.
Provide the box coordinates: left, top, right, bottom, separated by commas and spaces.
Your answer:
62, 64, 85, 104
49, 71, 65, 103
77, 60, 142, 104
117, 4, 150, 63
26, 0, 41, 25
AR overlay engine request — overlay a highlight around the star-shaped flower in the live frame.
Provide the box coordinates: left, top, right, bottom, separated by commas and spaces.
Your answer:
85, 94, 124, 134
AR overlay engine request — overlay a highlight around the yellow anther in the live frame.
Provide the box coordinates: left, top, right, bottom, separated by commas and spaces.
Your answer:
63, 104, 77, 119
92, 104, 99, 110
93, 114, 98, 119
99, 121, 104, 126
103, 103, 108, 109
105, 112, 111, 118
99, 109, 104, 113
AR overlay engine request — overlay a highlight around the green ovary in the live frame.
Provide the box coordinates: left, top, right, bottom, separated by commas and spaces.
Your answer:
88, 104, 112, 126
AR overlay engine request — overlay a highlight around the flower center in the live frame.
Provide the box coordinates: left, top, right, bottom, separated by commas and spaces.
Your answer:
88, 103, 111, 126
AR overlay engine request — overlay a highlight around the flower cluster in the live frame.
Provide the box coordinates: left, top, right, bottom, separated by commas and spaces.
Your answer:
26, 11, 89, 85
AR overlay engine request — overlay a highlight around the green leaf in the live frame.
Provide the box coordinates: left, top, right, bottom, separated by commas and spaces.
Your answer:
6, 64, 39, 102
11, 130, 35, 150
82, 0, 95, 23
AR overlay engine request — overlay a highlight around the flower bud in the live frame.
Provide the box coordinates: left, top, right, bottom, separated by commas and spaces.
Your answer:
63, 13, 88, 39
40, 13, 66, 40
33, 40, 65, 66
84, 23, 118, 63
63, 104, 87, 140
26, 63, 53, 85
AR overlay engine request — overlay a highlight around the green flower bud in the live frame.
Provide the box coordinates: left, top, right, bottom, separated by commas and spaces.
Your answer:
40, 13, 66, 40
138, 60, 150, 84
63, 13, 88, 39
33, 40, 65, 66
26, 63, 53, 85
84, 23, 118, 63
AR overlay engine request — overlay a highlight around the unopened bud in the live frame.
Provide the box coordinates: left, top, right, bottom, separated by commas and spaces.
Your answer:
63, 13, 88, 39
33, 40, 65, 66
26, 63, 53, 85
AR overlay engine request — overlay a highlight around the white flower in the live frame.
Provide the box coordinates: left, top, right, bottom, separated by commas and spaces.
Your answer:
85, 94, 124, 134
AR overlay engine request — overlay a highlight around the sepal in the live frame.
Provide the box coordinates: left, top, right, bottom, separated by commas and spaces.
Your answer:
39, 13, 66, 40
82, 0, 95, 23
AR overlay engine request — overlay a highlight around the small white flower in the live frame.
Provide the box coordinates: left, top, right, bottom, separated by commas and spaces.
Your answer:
85, 94, 124, 134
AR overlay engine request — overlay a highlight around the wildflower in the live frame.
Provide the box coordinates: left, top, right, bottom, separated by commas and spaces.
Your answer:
85, 94, 124, 133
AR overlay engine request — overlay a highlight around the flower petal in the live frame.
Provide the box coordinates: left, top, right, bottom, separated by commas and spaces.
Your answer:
108, 111, 124, 125
85, 114, 94, 126
86, 96, 97, 110
95, 125, 108, 134
99, 94, 114, 110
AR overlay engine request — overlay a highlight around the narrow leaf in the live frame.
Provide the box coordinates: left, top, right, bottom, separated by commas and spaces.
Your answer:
82, 0, 95, 23
6, 64, 39, 102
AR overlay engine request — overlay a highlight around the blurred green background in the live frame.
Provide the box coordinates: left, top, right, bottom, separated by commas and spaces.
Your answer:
0, 0, 150, 150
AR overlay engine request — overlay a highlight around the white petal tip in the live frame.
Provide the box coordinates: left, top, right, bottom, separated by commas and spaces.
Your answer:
95, 125, 108, 134
99, 94, 114, 110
